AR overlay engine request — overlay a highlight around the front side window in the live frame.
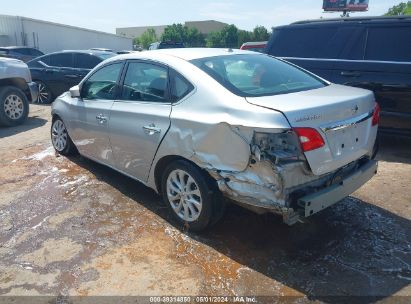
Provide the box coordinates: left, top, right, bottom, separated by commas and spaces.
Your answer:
81, 63, 123, 100
121, 62, 168, 102
191, 54, 326, 97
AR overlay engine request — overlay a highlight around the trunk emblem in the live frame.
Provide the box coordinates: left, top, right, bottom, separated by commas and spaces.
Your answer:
352, 105, 359, 114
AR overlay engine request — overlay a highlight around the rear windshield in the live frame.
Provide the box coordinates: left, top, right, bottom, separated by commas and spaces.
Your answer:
191, 54, 326, 97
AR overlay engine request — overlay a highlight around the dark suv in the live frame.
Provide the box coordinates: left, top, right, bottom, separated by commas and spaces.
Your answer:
266, 16, 411, 136
27, 50, 115, 103
0, 47, 44, 62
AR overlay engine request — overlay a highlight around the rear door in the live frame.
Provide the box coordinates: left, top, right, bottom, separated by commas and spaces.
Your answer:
109, 60, 173, 182
333, 24, 411, 135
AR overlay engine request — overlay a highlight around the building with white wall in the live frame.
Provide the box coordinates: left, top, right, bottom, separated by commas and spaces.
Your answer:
0, 15, 132, 53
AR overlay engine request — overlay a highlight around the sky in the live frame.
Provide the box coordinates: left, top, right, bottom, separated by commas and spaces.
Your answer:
0, 0, 403, 33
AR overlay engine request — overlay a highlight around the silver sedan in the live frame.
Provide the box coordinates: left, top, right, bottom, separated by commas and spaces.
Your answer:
51, 48, 379, 231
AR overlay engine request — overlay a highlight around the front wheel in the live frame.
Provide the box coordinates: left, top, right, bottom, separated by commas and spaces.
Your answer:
0, 86, 29, 127
51, 117, 76, 155
161, 160, 224, 232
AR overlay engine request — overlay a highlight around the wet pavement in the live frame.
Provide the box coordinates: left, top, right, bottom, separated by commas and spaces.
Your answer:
0, 105, 410, 302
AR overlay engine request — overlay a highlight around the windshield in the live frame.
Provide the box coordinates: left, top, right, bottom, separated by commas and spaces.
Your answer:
191, 54, 326, 97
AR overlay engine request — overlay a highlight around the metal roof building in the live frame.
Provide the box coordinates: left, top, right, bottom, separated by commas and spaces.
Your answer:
0, 15, 132, 53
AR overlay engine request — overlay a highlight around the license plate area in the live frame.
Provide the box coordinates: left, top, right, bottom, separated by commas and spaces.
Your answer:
324, 120, 369, 157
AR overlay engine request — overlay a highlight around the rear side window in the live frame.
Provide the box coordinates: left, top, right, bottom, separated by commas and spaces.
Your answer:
14, 48, 31, 55
82, 63, 123, 100
365, 27, 411, 62
170, 71, 193, 102
268, 27, 340, 58
75, 53, 101, 69
121, 62, 169, 102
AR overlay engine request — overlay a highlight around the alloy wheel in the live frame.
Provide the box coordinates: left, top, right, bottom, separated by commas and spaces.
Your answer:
4, 94, 24, 120
51, 120, 68, 152
37, 82, 50, 104
166, 169, 203, 222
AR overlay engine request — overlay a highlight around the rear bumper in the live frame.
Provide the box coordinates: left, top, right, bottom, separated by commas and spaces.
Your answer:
298, 159, 378, 218
27, 81, 39, 102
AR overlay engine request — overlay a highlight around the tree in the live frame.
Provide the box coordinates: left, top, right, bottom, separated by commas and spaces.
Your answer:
161, 24, 205, 47
385, 1, 411, 15
220, 24, 239, 48
253, 25, 270, 41
237, 30, 253, 47
206, 31, 223, 47
134, 28, 157, 49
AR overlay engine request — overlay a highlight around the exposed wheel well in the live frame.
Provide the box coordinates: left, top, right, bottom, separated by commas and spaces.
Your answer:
0, 78, 30, 101
154, 155, 217, 193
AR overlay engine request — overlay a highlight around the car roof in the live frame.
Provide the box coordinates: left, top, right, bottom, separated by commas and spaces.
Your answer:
112, 48, 258, 62
0, 46, 37, 50
282, 15, 411, 28
241, 41, 267, 46
60, 50, 114, 55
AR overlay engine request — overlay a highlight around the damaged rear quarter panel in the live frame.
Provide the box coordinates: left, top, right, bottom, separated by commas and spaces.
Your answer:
146, 64, 291, 192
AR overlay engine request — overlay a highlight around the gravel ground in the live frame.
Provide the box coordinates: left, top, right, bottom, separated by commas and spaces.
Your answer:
0, 104, 410, 303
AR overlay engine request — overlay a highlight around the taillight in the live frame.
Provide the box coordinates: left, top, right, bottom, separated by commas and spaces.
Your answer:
372, 103, 380, 126
294, 127, 325, 152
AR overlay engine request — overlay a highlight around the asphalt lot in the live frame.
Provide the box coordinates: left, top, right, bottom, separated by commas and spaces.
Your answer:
0, 104, 410, 302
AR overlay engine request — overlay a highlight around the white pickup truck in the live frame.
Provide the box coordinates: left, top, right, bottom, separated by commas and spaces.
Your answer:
0, 57, 38, 126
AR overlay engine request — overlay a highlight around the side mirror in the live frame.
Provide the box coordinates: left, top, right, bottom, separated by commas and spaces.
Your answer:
70, 85, 81, 98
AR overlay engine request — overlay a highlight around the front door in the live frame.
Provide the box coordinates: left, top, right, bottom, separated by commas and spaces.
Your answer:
69, 62, 124, 165
109, 61, 172, 182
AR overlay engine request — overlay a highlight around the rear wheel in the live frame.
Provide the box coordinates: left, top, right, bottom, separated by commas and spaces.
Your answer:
0, 86, 29, 127
35, 81, 53, 104
161, 160, 224, 232
51, 117, 76, 155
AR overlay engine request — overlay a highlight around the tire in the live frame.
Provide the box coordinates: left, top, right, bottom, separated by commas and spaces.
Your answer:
35, 81, 53, 104
51, 116, 77, 155
0, 86, 29, 127
161, 160, 224, 232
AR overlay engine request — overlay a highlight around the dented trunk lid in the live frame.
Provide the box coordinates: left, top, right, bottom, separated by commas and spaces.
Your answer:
246, 84, 378, 175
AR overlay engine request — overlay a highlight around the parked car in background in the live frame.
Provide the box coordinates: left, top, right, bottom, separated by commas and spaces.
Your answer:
266, 16, 411, 137
51, 48, 378, 231
27, 50, 115, 103
0, 57, 38, 126
240, 41, 267, 53
0, 46, 44, 62
117, 50, 136, 54
149, 41, 185, 50
90, 48, 114, 53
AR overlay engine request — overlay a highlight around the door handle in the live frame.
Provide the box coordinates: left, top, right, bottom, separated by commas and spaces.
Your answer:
341, 71, 361, 77
143, 123, 161, 135
96, 114, 107, 124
